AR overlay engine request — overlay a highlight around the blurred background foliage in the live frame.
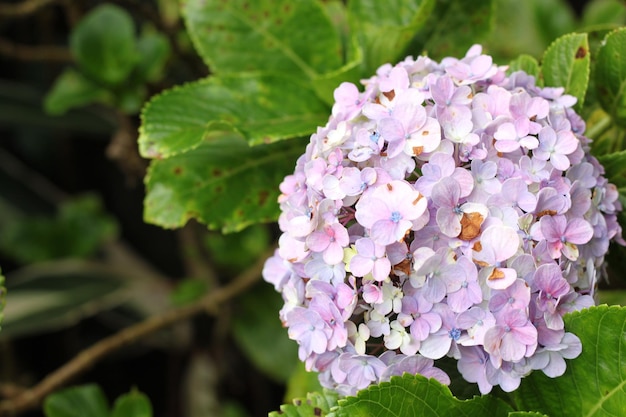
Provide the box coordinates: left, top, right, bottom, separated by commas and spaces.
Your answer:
0, 0, 625, 416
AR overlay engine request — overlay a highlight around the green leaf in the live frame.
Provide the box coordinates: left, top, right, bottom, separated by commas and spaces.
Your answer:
311, 39, 364, 106
508, 413, 549, 417
596, 149, 626, 182
111, 389, 153, 417
44, 68, 113, 115
135, 29, 171, 83
43, 384, 109, 417
328, 374, 514, 417
143, 133, 304, 232
418, 0, 495, 61
514, 305, 626, 416
595, 28, 626, 127
1, 261, 126, 339
269, 391, 339, 417
184, 0, 343, 78
347, 0, 435, 74
231, 283, 298, 382
70, 4, 137, 85
508, 54, 541, 80
542, 32, 590, 111
138, 74, 328, 158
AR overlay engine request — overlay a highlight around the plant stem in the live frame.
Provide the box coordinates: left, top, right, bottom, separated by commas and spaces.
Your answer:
0, 248, 271, 416
0, 0, 58, 17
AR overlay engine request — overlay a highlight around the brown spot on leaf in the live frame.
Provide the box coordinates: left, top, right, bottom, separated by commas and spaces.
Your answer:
258, 190, 269, 206
458, 212, 484, 241
212, 169, 222, 177
173, 166, 183, 175
214, 185, 223, 194
576, 46, 587, 59
488, 268, 506, 280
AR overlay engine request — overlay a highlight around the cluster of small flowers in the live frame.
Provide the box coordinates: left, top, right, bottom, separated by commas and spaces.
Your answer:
262, 45, 624, 396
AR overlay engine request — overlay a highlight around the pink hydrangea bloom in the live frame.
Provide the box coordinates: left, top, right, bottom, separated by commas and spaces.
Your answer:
263, 45, 623, 396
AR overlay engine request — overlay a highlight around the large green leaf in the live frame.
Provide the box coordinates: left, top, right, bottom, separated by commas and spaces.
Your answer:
514, 305, 626, 416
183, 0, 343, 78
43, 384, 109, 417
542, 32, 590, 111
231, 283, 298, 382
69, 4, 137, 85
417, 0, 495, 61
143, 133, 305, 232
347, 0, 435, 74
595, 28, 626, 127
1, 261, 127, 339
328, 374, 514, 417
139, 74, 328, 158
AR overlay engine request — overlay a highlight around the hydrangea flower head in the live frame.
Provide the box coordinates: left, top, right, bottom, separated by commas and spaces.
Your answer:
263, 45, 623, 396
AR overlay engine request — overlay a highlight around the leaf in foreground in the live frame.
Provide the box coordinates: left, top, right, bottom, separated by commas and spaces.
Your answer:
542, 32, 590, 111
514, 305, 626, 416
139, 74, 328, 158
143, 134, 305, 232
595, 27, 626, 127
328, 374, 513, 417
183, 0, 343, 78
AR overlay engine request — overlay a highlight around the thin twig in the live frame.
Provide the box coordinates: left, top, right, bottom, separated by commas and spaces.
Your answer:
0, 248, 270, 416
0, 0, 58, 18
0, 37, 72, 62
